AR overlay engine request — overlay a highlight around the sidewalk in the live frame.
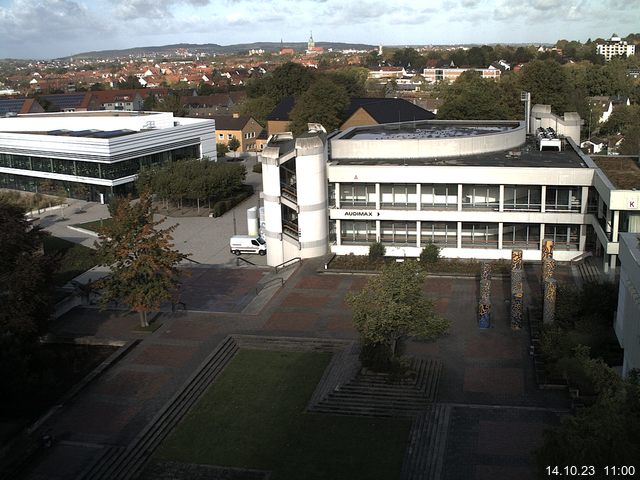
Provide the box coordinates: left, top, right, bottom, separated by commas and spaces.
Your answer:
35, 163, 267, 266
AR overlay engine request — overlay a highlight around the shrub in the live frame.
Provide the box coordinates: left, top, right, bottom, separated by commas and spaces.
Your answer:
252, 163, 262, 173
420, 243, 440, 264
368, 242, 386, 260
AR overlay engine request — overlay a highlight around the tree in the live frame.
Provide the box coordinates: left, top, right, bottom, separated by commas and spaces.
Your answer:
236, 95, 275, 125
95, 194, 188, 327
289, 77, 349, 134
346, 261, 450, 368
437, 71, 513, 120
217, 142, 229, 158
227, 136, 241, 153
536, 348, 640, 471
518, 60, 572, 113
420, 243, 440, 265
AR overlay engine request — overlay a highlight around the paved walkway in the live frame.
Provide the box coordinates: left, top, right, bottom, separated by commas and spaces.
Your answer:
20, 259, 572, 480
34, 160, 267, 267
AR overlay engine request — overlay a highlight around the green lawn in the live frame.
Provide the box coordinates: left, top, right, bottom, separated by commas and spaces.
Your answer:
156, 350, 411, 480
73, 217, 112, 233
43, 236, 98, 286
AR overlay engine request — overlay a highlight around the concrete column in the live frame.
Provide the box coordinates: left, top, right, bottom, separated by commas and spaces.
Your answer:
540, 185, 546, 213
499, 185, 505, 212
498, 222, 504, 250
457, 221, 462, 249
612, 210, 620, 242
416, 220, 421, 247
543, 279, 557, 324
581, 186, 589, 214
376, 220, 381, 242
335, 182, 340, 209
457, 184, 463, 212
539, 223, 545, 251
598, 196, 604, 219
605, 208, 612, 236
416, 183, 421, 211
579, 224, 587, 251
610, 254, 617, 273
375, 183, 380, 210
336, 219, 341, 246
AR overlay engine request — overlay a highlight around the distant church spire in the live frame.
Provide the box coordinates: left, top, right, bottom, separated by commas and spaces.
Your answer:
308, 31, 315, 51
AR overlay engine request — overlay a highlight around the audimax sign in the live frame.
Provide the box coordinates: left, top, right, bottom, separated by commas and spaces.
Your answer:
343, 211, 381, 217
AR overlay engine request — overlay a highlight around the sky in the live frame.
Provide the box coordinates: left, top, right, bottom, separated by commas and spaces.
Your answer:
0, 0, 638, 59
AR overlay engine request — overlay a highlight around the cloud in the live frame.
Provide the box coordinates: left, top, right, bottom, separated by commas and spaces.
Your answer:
109, 0, 210, 20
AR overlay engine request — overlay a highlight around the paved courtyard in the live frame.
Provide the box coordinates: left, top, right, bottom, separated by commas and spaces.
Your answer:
21, 259, 570, 480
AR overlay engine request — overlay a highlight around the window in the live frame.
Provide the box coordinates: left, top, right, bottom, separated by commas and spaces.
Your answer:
380, 221, 417, 245
461, 223, 499, 248
339, 183, 376, 208
545, 187, 581, 212
504, 185, 542, 211
421, 184, 457, 209
340, 220, 376, 244
218, 134, 224, 139
462, 185, 499, 210
227, 134, 233, 140
380, 184, 417, 209
545, 224, 579, 250
503, 224, 540, 249
421, 222, 457, 246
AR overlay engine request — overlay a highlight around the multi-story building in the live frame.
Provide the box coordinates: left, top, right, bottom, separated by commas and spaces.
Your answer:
422, 66, 501, 83
0, 111, 215, 202
260, 107, 640, 273
615, 232, 640, 377
213, 114, 264, 153
596, 34, 636, 61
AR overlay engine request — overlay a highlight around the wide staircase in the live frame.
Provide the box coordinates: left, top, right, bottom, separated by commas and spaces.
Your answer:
79, 336, 240, 480
400, 404, 452, 480
308, 358, 443, 418
577, 256, 602, 284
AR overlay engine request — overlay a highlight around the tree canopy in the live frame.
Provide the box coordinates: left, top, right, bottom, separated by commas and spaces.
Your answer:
519, 60, 573, 114
289, 77, 350, 134
95, 193, 188, 327
346, 261, 450, 350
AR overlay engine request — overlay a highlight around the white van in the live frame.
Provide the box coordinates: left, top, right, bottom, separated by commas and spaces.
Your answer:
229, 235, 267, 256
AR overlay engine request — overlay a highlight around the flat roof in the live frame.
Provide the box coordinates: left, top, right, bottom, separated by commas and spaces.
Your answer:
330, 136, 588, 169
594, 157, 640, 189
342, 122, 517, 140
14, 111, 159, 118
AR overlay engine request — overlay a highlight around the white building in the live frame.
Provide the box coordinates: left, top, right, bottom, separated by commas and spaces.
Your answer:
260, 107, 640, 272
615, 233, 640, 377
422, 66, 501, 84
596, 34, 636, 61
0, 111, 216, 202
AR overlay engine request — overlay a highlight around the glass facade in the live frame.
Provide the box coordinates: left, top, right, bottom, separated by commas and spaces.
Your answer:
339, 183, 376, 208
421, 222, 457, 246
545, 187, 581, 212
380, 221, 417, 245
421, 184, 457, 210
462, 185, 499, 210
380, 184, 417, 209
340, 220, 376, 244
503, 185, 542, 211
0, 145, 198, 181
461, 223, 499, 248
503, 223, 540, 249
545, 224, 579, 250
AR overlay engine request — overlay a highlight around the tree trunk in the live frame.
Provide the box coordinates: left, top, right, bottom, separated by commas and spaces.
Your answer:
197, 197, 200, 213
139, 310, 149, 328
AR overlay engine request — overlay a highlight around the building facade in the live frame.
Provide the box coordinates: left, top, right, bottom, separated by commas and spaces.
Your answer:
615, 233, 640, 377
260, 110, 640, 271
596, 34, 636, 61
0, 111, 216, 202
422, 66, 501, 83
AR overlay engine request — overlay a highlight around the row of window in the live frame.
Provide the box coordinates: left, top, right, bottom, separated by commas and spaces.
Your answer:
337, 220, 580, 250
0, 146, 198, 180
332, 183, 582, 212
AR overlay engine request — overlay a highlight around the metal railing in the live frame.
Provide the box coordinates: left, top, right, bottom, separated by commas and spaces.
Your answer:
255, 277, 284, 295
274, 257, 301, 273
236, 257, 256, 266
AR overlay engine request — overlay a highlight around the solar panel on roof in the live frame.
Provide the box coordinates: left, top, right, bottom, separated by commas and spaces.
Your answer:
90, 129, 136, 138
39, 94, 86, 110
0, 99, 26, 116
47, 129, 72, 135
69, 129, 100, 137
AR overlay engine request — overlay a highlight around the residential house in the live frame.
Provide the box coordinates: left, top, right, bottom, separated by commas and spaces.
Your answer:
213, 114, 264, 152
0, 98, 45, 116
340, 98, 435, 130
181, 92, 246, 117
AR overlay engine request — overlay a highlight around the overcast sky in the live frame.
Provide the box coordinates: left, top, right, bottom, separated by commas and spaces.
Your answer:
0, 0, 638, 59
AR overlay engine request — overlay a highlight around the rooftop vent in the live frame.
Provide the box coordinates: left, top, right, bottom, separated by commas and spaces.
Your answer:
536, 127, 562, 151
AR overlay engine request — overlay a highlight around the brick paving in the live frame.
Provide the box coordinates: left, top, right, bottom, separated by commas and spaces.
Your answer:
21, 259, 574, 480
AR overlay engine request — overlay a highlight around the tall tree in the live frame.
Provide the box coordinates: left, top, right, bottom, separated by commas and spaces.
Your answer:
289, 77, 349, 134
95, 194, 188, 327
518, 60, 572, 113
346, 261, 449, 364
